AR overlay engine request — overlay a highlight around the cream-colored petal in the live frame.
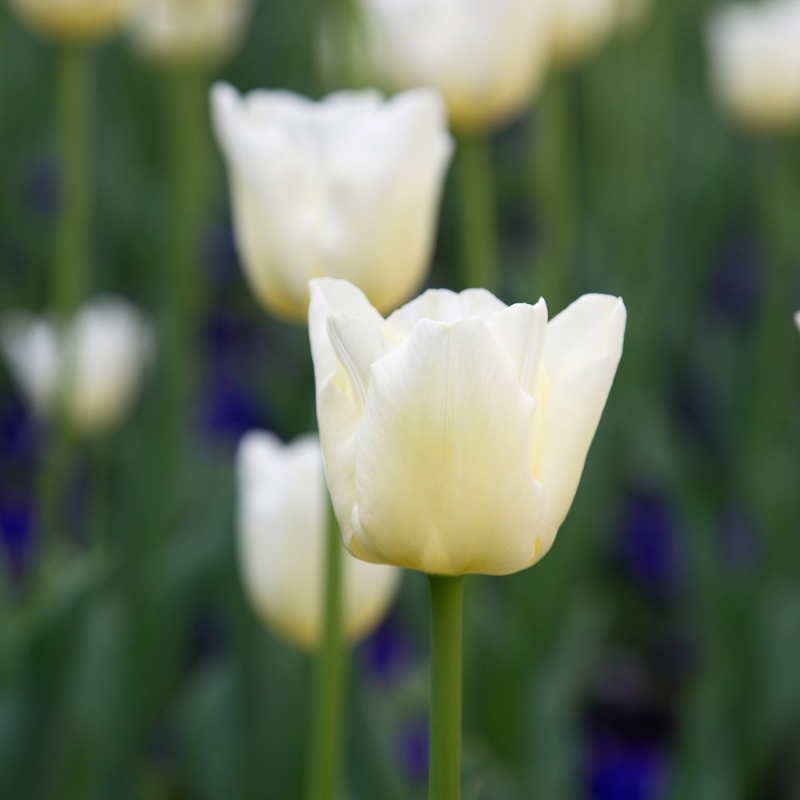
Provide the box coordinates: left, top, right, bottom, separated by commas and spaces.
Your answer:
385, 287, 507, 340
352, 318, 542, 576
544, 294, 626, 384
309, 279, 385, 555
238, 431, 401, 649
327, 311, 390, 413
531, 296, 626, 560
0, 312, 60, 418
237, 433, 327, 650
486, 299, 548, 398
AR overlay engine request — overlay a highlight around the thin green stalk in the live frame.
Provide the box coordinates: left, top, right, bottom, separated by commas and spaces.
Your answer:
456, 135, 498, 291
428, 575, 465, 800
529, 73, 579, 312
54, 46, 92, 321
306, 506, 347, 800
38, 46, 93, 556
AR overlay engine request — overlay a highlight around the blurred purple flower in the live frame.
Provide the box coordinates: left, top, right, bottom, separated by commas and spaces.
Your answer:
359, 616, 414, 686
587, 738, 670, 800
199, 373, 269, 447
397, 721, 429, 783
710, 237, 761, 326
615, 490, 683, 601
0, 495, 35, 577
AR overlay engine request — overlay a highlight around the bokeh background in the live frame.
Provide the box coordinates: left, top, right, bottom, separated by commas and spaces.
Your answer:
2, 0, 800, 798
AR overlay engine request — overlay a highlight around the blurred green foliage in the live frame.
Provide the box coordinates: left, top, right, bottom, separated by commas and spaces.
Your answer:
2, 0, 800, 798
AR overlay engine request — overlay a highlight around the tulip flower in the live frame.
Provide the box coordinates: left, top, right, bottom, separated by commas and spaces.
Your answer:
550, 0, 620, 66
211, 84, 453, 323
309, 278, 626, 576
351, 0, 553, 134
0, 297, 152, 436
309, 278, 625, 799
706, 0, 800, 134
130, 0, 252, 70
795, 312, 800, 333
237, 431, 401, 651
10, 0, 136, 42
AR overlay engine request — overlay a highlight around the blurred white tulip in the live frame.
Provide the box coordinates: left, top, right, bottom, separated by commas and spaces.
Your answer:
794, 311, 800, 333
237, 431, 401, 650
0, 297, 152, 436
349, 0, 553, 132
707, 0, 800, 134
10, 0, 137, 42
550, 0, 620, 66
211, 83, 453, 322
130, 0, 252, 70
309, 279, 626, 577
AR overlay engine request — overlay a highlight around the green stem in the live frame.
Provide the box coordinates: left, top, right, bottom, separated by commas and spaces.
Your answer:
456, 135, 498, 291
428, 575, 465, 800
37, 46, 93, 559
306, 506, 347, 800
529, 73, 579, 312
54, 46, 92, 321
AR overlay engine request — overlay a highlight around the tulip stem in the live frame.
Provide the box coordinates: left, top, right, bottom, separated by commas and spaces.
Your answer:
54, 45, 92, 321
456, 134, 498, 291
306, 505, 347, 800
428, 574, 465, 800
38, 45, 93, 557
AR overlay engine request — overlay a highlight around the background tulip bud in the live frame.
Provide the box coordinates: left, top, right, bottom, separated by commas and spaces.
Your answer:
237, 431, 401, 651
9, 0, 137, 43
129, 0, 252, 71
550, 0, 620, 67
350, 0, 553, 133
706, 0, 800, 135
309, 279, 626, 577
210, 84, 453, 323
0, 297, 152, 436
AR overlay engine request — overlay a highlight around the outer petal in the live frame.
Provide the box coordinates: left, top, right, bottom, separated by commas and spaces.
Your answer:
352, 318, 543, 576
0, 312, 60, 418
237, 432, 326, 650
309, 279, 385, 556
68, 298, 151, 434
532, 295, 626, 559
322, 88, 453, 313
485, 299, 548, 398
237, 431, 401, 649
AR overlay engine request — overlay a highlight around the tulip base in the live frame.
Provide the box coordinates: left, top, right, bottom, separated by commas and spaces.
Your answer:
306, 507, 346, 800
428, 574, 465, 800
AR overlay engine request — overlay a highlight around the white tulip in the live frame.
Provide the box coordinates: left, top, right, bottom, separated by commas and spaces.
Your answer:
309, 279, 626, 577
130, 0, 252, 70
10, 0, 137, 42
0, 297, 151, 436
794, 311, 800, 333
211, 83, 453, 322
237, 431, 401, 650
351, 0, 554, 132
707, 0, 800, 134
549, 0, 620, 66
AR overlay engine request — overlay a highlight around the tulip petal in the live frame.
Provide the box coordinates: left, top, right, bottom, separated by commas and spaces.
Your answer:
237, 432, 327, 650
309, 279, 385, 555
532, 295, 626, 559
352, 318, 542, 576
486, 299, 548, 398
385, 287, 507, 340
